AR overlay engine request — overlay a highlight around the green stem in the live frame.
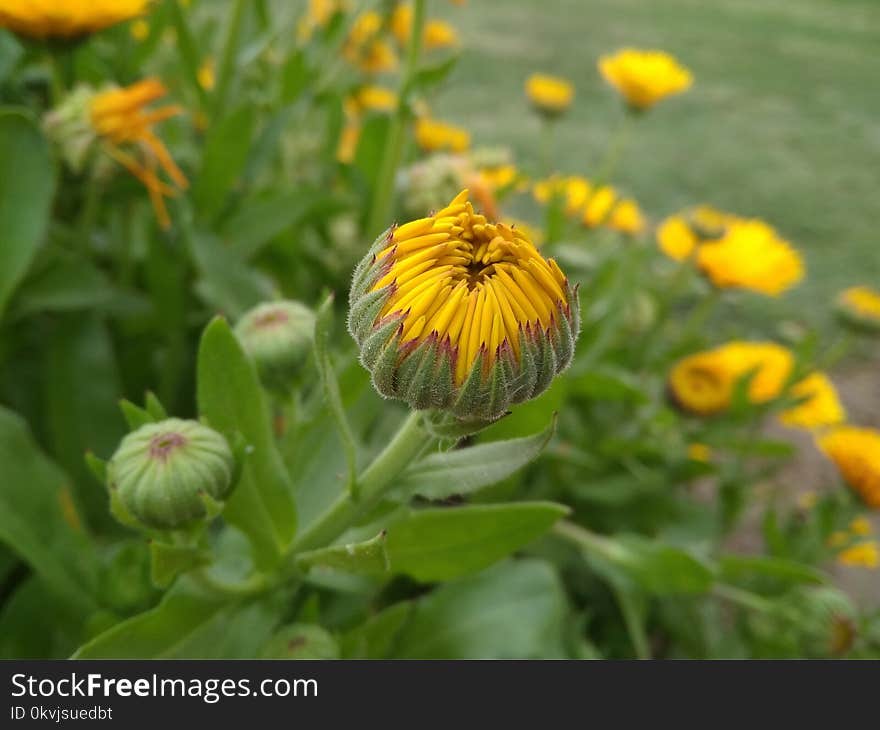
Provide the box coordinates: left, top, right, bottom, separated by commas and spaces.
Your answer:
539, 118, 556, 176
291, 410, 432, 552
553, 519, 618, 560
593, 112, 634, 187
190, 568, 269, 598
213, 0, 249, 118
712, 583, 774, 614
366, 0, 426, 238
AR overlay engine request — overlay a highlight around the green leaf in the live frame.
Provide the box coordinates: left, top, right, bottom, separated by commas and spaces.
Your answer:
341, 602, 413, 659
385, 502, 569, 582
261, 624, 339, 659
72, 583, 284, 659
150, 542, 211, 589
719, 555, 825, 587
0, 109, 55, 319
0, 407, 98, 617
193, 104, 257, 218
296, 531, 389, 575
397, 416, 555, 500
280, 49, 312, 104
197, 316, 297, 567
407, 55, 458, 94
389, 559, 568, 659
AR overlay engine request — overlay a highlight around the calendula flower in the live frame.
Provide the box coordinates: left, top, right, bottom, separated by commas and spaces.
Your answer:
697, 219, 804, 296
688, 443, 712, 463
818, 426, 880, 508
480, 163, 519, 192
348, 189, 580, 421
779, 372, 846, 430
297, 0, 348, 42
344, 11, 398, 74
0, 0, 150, 39
607, 198, 645, 235
837, 286, 880, 332
391, 4, 459, 51
850, 516, 873, 536
669, 341, 793, 415
415, 117, 470, 153
130, 18, 149, 41
525, 73, 575, 118
349, 85, 397, 113
837, 541, 879, 569
582, 185, 617, 227
336, 121, 361, 163
197, 59, 215, 91
598, 48, 693, 110
90, 80, 187, 229
657, 215, 697, 261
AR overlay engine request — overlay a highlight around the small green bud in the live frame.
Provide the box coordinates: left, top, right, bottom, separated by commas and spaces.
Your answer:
234, 300, 316, 392
107, 418, 235, 531
43, 85, 99, 173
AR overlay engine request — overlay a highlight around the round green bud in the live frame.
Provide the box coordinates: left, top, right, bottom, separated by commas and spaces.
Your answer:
107, 419, 234, 531
234, 301, 316, 392
348, 190, 579, 422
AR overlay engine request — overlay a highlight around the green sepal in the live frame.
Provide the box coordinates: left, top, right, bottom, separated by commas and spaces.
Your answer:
144, 391, 169, 421
119, 399, 155, 430
84, 451, 107, 483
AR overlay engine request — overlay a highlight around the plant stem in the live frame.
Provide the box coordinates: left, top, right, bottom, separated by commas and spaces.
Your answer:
291, 410, 432, 552
213, 0, 248, 118
366, 0, 426, 238
593, 112, 634, 187
190, 568, 269, 598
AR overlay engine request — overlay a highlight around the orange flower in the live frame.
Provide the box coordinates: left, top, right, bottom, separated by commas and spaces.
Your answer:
90, 79, 187, 229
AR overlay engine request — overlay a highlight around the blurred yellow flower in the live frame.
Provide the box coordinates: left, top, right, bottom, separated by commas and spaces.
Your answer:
130, 18, 149, 41
687, 443, 712, 463
0, 0, 150, 39
657, 215, 697, 261
391, 4, 458, 50
598, 48, 692, 110
779, 372, 845, 430
344, 11, 398, 74
415, 117, 470, 153
818, 426, 880, 509
298, 0, 348, 42
525, 73, 575, 117
690, 204, 736, 238
337, 121, 360, 163
582, 185, 617, 227
827, 530, 850, 548
697, 220, 804, 296
90, 79, 187, 229
837, 541, 879, 569
607, 198, 645, 236
480, 164, 519, 192
669, 341, 793, 415
197, 59, 215, 92
349, 85, 398, 114
837, 286, 880, 330
850, 516, 873, 536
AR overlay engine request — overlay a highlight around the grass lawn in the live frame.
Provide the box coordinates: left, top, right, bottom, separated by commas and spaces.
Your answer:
433, 0, 880, 328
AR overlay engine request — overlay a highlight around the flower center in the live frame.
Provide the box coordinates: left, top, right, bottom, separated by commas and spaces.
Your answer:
149, 432, 188, 462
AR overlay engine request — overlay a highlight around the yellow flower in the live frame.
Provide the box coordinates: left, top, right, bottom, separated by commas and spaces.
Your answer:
344, 11, 398, 74
337, 121, 360, 163
130, 18, 149, 41
598, 48, 692, 110
657, 215, 698, 261
582, 185, 617, 227
89, 79, 187, 229
507, 218, 544, 248
818, 427, 880, 509
779, 372, 846, 430
837, 541, 879, 569
0, 0, 150, 39
349, 85, 398, 114
669, 341, 793, 415
689, 204, 736, 238
687, 443, 712, 463
850, 516, 873, 536
391, 5, 459, 51
415, 117, 470, 153
837, 286, 880, 331
607, 198, 645, 236
696, 220, 804, 296
525, 73, 575, 117
348, 190, 579, 419
297, 0, 348, 42
197, 59, 215, 91
480, 164, 519, 192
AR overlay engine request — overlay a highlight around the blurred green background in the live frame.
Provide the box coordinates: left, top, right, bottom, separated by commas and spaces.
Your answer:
434, 0, 880, 326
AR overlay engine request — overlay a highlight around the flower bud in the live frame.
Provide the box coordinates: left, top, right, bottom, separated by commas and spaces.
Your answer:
349, 189, 579, 422
234, 301, 316, 392
43, 85, 99, 173
836, 286, 880, 334
107, 419, 234, 531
